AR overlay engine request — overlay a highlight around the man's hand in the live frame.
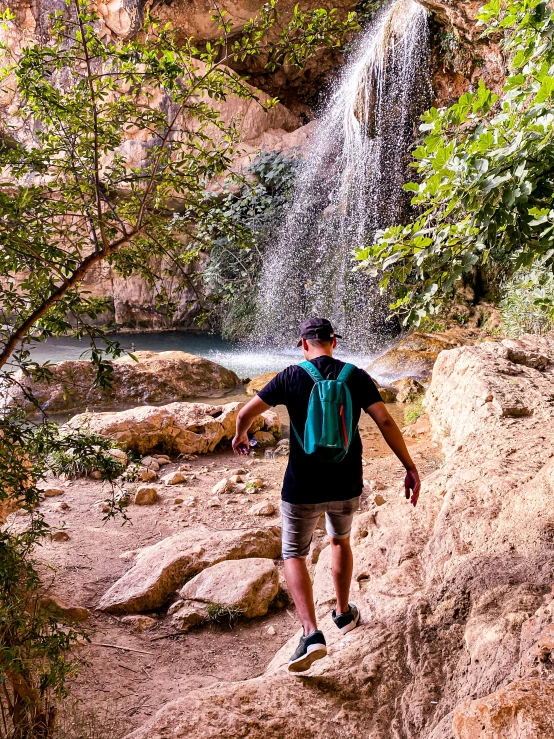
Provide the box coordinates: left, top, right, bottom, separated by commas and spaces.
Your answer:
404, 468, 421, 507
232, 432, 249, 455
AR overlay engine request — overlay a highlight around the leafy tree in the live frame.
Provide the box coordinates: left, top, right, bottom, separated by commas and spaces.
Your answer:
356, 0, 554, 325
0, 2, 358, 734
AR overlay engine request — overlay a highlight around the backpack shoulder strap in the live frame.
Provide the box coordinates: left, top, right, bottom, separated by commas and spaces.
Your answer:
298, 360, 325, 384
337, 362, 356, 383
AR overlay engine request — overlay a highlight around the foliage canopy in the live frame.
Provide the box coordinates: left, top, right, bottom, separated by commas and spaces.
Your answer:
356, 0, 554, 325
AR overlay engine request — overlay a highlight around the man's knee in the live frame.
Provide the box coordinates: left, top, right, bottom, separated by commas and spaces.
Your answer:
329, 534, 351, 548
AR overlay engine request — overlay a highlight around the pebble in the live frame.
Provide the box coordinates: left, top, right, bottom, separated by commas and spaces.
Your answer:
173, 497, 184, 505
248, 500, 275, 516
230, 468, 246, 476
207, 498, 221, 508
374, 493, 386, 506
155, 455, 170, 465
225, 498, 238, 505
121, 615, 157, 633
141, 457, 160, 471
136, 467, 158, 482
267, 625, 276, 636
42, 487, 63, 497
246, 478, 264, 490
167, 599, 184, 616
134, 486, 158, 505
51, 531, 70, 542
53, 501, 70, 512
211, 478, 232, 495
163, 471, 186, 485
229, 474, 243, 484
106, 448, 128, 465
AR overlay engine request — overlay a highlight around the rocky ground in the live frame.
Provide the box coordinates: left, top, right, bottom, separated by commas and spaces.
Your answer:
4, 396, 435, 737
116, 336, 554, 739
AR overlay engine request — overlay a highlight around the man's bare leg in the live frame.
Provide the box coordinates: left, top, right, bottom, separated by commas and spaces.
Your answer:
284, 557, 318, 634
329, 536, 353, 614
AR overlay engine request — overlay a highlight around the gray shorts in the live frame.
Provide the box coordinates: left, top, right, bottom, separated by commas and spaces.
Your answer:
281, 496, 360, 560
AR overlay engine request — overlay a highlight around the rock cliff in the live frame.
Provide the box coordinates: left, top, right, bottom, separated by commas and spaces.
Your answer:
126, 336, 554, 739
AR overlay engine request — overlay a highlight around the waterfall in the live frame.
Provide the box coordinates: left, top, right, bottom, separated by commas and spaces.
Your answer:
252, 0, 432, 351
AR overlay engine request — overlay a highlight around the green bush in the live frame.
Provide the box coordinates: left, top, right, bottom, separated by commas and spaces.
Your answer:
201, 150, 299, 340
500, 269, 554, 337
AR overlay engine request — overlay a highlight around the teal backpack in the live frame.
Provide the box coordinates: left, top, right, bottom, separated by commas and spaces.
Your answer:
291, 361, 357, 463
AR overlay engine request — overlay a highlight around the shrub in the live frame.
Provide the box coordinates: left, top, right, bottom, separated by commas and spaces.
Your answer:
500, 269, 554, 337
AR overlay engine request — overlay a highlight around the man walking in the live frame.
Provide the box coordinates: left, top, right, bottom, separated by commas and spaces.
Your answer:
232, 318, 420, 672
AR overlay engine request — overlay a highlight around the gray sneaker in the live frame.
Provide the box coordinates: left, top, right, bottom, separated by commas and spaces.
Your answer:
332, 604, 360, 634
287, 630, 327, 673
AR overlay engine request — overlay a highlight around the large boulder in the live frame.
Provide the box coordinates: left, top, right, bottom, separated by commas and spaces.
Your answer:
171, 558, 279, 630
5, 351, 239, 415
98, 525, 281, 614
245, 372, 278, 396
126, 337, 554, 739
65, 400, 264, 456
367, 331, 463, 384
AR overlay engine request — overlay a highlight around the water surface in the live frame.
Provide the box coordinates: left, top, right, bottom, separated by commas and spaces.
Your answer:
29, 331, 381, 378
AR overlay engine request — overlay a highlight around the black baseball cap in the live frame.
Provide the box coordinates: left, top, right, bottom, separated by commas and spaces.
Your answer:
296, 318, 343, 347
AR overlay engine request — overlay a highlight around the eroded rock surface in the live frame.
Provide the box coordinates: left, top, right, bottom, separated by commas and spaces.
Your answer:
126, 336, 554, 739
6, 351, 239, 415
98, 524, 281, 614
66, 400, 265, 456
368, 331, 463, 383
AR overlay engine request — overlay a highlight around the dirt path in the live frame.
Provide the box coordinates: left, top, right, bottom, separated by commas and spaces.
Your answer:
18, 404, 441, 735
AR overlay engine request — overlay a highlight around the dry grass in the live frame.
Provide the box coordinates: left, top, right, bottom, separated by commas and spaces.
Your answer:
53, 700, 126, 739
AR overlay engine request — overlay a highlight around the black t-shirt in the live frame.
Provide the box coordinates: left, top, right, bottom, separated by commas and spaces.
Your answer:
258, 356, 382, 504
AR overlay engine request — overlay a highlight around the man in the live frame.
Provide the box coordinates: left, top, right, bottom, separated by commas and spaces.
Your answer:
232, 318, 421, 673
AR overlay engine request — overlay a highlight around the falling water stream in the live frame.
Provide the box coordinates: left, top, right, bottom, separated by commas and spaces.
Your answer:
252, 0, 432, 351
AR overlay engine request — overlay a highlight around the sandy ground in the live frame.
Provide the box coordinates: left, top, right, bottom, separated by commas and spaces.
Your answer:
17, 403, 442, 734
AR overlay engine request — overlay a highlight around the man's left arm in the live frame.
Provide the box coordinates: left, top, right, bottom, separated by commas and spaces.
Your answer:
366, 401, 421, 507
232, 396, 271, 455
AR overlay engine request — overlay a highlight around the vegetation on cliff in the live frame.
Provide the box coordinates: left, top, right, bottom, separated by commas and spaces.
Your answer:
357, 0, 554, 328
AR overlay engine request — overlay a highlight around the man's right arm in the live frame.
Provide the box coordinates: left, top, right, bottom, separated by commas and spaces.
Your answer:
366, 401, 421, 507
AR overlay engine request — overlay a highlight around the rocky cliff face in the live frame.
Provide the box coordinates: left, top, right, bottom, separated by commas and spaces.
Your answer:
1, 0, 508, 331
126, 336, 554, 739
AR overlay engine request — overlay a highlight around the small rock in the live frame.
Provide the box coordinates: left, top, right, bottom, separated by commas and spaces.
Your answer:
252, 431, 276, 448
163, 471, 186, 486
234, 484, 246, 494
246, 478, 264, 490
40, 596, 89, 622
154, 455, 170, 465
179, 464, 192, 471
121, 615, 157, 633
167, 599, 184, 616
136, 467, 158, 482
274, 439, 290, 457
230, 468, 246, 476
134, 486, 158, 506
390, 377, 425, 404
51, 531, 70, 542
107, 448, 128, 465
248, 501, 275, 516
229, 474, 243, 484
174, 497, 184, 505
53, 501, 70, 512
185, 497, 198, 507
212, 478, 232, 495
141, 456, 160, 471
42, 487, 63, 497
225, 498, 237, 505
374, 493, 386, 506
207, 498, 221, 508
267, 625, 276, 636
